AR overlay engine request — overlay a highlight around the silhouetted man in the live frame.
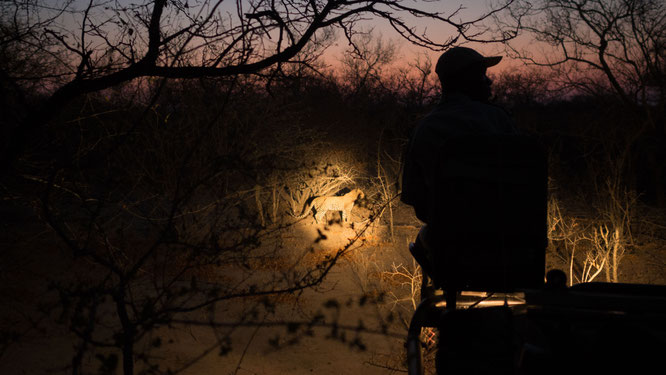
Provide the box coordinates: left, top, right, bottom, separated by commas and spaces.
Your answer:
401, 46, 517, 282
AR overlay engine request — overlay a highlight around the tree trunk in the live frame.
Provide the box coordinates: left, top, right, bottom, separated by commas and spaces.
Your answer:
114, 291, 135, 375
612, 228, 622, 283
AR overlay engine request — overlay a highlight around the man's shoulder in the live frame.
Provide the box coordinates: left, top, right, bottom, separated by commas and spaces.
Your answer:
416, 96, 516, 136
485, 101, 514, 117
465, 99, 513, 117
425, 98, 512, 122
430, 95, 510, 114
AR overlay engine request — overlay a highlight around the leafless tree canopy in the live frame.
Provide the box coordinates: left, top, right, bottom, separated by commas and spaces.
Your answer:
501, 0, 665, 107
1, 0, 520, 170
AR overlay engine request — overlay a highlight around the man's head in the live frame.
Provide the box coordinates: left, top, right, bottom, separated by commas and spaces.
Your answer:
435, 47, 502, 102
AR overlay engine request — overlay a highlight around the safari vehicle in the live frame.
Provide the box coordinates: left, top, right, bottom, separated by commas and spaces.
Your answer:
405, 136, 666, 374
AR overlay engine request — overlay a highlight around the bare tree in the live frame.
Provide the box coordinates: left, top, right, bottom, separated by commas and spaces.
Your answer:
491, 68, 555, 106
391, 52, 440, 108
501, 0, 665, 108
338, 33, 396, 98
1, 0, 520, 172
498, 0, 666, 235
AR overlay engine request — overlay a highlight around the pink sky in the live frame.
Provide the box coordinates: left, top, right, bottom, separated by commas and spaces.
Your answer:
321, 1, 529, 75
59, 0, 529, 77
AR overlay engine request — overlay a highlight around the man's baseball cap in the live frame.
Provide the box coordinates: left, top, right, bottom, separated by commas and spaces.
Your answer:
435, 47, 502, 78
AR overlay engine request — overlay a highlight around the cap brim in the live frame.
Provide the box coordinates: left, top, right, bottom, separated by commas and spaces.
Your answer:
484, 56, 502, 67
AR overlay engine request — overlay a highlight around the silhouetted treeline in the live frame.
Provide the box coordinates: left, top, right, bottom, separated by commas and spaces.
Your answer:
10, 64, 663, 211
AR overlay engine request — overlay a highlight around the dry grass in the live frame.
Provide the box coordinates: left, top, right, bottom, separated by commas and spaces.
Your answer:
245, 253, 293, 273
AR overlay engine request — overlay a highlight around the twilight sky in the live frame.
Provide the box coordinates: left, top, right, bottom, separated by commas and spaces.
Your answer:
60, 0, 526, 74
319, 0, 526, 73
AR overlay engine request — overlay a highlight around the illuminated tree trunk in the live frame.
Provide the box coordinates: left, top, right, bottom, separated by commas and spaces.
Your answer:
271, 183, 279, 224
612, 227, 623, 283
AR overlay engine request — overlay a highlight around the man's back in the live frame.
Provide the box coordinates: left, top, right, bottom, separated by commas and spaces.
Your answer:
402, 93, 517, 223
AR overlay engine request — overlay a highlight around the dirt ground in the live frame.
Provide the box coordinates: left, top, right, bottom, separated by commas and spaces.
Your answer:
0, 203, 423, 374
1, 202, 665, 374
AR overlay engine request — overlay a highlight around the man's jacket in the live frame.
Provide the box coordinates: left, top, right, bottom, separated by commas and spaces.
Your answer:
401, 93, 517, 223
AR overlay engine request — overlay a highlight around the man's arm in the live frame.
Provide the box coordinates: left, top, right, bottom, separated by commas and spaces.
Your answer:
401, 136, 430, 223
